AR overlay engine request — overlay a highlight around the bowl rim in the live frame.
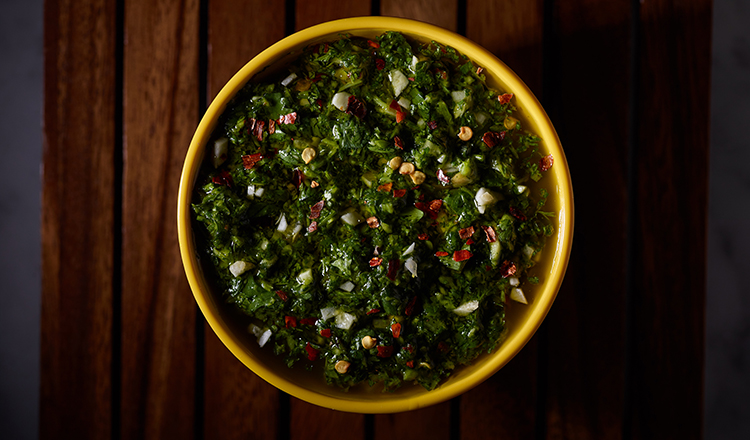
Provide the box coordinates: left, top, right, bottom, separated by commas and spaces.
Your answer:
178, 16, 574, 413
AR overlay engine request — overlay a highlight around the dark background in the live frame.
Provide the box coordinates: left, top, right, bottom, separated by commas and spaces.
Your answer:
0, 0, 745, 438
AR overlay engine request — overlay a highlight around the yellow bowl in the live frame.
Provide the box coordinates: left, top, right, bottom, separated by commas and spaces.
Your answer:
178, 16, 573, 413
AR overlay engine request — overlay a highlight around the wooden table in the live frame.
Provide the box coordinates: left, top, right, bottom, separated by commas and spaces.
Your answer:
41, 0, 711, 438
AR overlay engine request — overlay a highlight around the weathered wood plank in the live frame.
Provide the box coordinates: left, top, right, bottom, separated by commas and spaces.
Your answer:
381, 0, 459, 32
461, 1, 544, 438
40, 0, 116, 437
120, 0, 200, 438
630, 0, 710, 438
203, 0, 286, 438
295, 0, 372, 32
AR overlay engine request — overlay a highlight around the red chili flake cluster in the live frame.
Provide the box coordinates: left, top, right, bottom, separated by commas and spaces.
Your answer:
391, 323, 402, 339
366, 216, 380, 229
497, 93, 514, 105
476, 66, 484, 75
268, 119, 276, 134
367, 39, 380, 49
509, 206, 527, 221
393, 189, 406, 198
499, 260, 517, 278
466, 238, 475, 245
278, 112, 297, 125
415, 199, 442, 219
481, 225, 497, 243
307, 221, 317, 233
389, 100, 407, 123
453, 250, 473, 262
316, 99, 324, 109
285, 316, 297, 328
249, 119, 265, 141
300, 317, 317, 326
406, 360, 415, 368
459, 226, 475, 240
346, 95, 367, 119
292, 168, 305, 188
242, 152, 264, 170
305, 342, 318, 361
377, 182, 393, 192
275, 290, 288, 301
405, 296, 417, 316
394, 135, 404, 150
309, 200, 324, 219
369, 257, 383, 267
482, 131, 506, 148
427, 120, 438, 130
417, 233, 429, 240
387, 259, 400, 281
375, 58, 385, 70
211, 170, 232, 186
437, 169, 451, 185
366, 308, 381, 315
320, 329, 332, 338
540, 154, 554, 171
435, 251, 449, 257
429, 199, 443, 212
376, 345, 393, 358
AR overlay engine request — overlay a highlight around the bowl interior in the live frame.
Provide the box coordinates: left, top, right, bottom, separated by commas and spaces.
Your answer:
177, 16, 573, 413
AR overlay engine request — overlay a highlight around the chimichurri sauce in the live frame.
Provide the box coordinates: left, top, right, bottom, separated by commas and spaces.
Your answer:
192, 32, 554, 391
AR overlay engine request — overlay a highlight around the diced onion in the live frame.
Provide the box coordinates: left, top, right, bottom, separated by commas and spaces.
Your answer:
511, 288, 528, 304
523, 245, 535, 258
297, 268, 313, 285
276, 213, 288, 232
517, 185, 527, 194
340, 281, 355, 292
453, 300, 479, 316
254, 187, 265, 198
320, 307, 337, 321
257, 329, 272, 347
509, 277, 520, 287
397, 97, 411, 109
474, 187, 499, 214
405, 257, 417, 278
410, 55, 419, 72
280, 72, 297, 86
247, 184, 255, 199
340, 210, 364, 226
402, 242, 416, 256
335, 312, 357, 330
229, 261, 251, 277
475, 111, 488, 125
332, 92, 351, 111
451, 90, 466, 102
212, 137, 228, 168
389, 69, 409, 97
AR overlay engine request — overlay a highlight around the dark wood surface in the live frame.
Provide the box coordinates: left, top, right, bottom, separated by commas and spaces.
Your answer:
41, 0, 711, 438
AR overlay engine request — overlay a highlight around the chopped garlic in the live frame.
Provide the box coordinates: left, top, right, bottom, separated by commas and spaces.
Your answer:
229, 261, 252, 277
511, 288, 528, 304
453, 300, 479, 316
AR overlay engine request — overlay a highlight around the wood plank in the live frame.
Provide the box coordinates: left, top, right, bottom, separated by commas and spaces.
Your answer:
40, 0, 116, 438
120, 0, 200, 438
630, 0, 710, 438
461, 1, 544, 438
381, 0, 458, 32
295, 0, 372, 32
540, 1, 631, 439
203, 0, 286, 438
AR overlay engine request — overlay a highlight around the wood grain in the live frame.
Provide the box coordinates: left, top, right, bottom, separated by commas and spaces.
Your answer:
203, 1, 286, 438
630, 0, 710, 438
541, 1, 631, 438
381, 0, 459, 32
120, 0, 200, 438
40, 0, 116, 438
295, 0, 372, 32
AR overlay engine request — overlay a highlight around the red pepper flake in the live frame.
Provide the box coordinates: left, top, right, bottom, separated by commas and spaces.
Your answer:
346, 95, 367, 119
253, 120, 265, 141
305, 342, 318, 361
268, 119, 276, 134
394, 135, 404, 150
396, 107, 407, 123
437, 341, 450, 353
387, 259, 400, 281
309, 200, 325, 219
377, 182, 393, 192
482, 225, 497, 243
405, 296, 417, 316
435, 251, 449, 257
408, 77, 415, 81
391, 323, 402, 338
406, 360, 414, 368
540, 154, 554, 171
367, 39, 380, 49
459, 226, 475, 240
497, 93, 514, 104
482, 131, 506, 148
211, 170, 233, 186
246, 117, 257, 136
509, 206, 527, 221
466, 238, 475, 245
292, 168, 305, 188
278, 112, 297, 125
369, 257, 383, 267
275, 290, 288, 301
417, 233, 429, 240
389, 99, 400, 111
376, 345, 393, 358
499, 260, 518, 278
429, 199, 443, 213
366, 216, 380, 228
453, 250, 473, 262
437, 169, 450, 185
285, 316, 297, 328
375, 58, 385, 70
320, 329, 332, 338
366, 308, 381, 315
393, 189, 406, 198
427, 120, 438, 130
476, 66, 484, 75
300, 317, 317, 326
242, 152, 264, 170
316, 99, 323, 109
